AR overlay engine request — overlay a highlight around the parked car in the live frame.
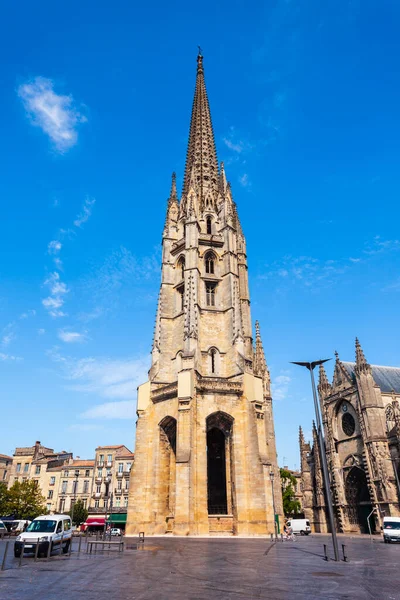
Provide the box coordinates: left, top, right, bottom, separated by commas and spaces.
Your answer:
110, 527, 122, 536
383, 517, 400, 543
14, 515, 72, 558
285, 518, 311, 536
0, 520, 7, 537
7, 520, 31, 534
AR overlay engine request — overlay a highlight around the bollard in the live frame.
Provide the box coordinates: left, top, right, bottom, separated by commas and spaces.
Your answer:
1, 541, 9, 571
342, 544, 348, 562
19, 542, 25, 567
78, 535, 82, 554
69, 534, 72, 556
46, 539, 52, 561
270, 533, 273, 542
323, 544, 329, 561
139, 532, 145, 544
280, 533, 283, 542
34, 538, 40, 562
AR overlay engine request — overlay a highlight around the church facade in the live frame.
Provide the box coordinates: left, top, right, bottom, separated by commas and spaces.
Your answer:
126, 54, 282, 536
300, 340, 400, 534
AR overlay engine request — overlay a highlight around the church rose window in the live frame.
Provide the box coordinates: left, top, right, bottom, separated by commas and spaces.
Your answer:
342, 412, 356, 437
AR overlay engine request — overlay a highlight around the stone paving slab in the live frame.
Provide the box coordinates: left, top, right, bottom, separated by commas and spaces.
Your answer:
0, 535, 399, 599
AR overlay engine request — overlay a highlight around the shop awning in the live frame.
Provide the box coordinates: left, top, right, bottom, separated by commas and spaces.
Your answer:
106, 513, 127, 524
83, 517, 105, 526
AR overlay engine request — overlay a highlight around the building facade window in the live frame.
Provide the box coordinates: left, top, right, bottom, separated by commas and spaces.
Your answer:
64, 469, 69, 477
125, 480, 130, 490
61, 481, 68, 494
47, 503, 51, 512
205, 282, 216, 306
124, 497, 129, 507
117, 480, 122, 490
85, 469, 90, 477
2, 471, 7, 480
50, 476, 55, 486
94, 500, 99, 508
72, 480, 78, 494
177, 256, 185, 281
107, 454, 112, 463
96, 485, 101, 494
24, 463, 29, 472
35, 465, 41, 475
205, 252, 215, 274
59, 499, 65, 512
127, 462, 132, 471
16, 463, 21, 473
118, 463, 123, 473
206, 216, 212, 234
98, 469, 103, 477
83, 480, 89, 493
48, 490, 53, 499
99, 454, 104, 462
115, 498, 120, 507
342, 412, 356, 437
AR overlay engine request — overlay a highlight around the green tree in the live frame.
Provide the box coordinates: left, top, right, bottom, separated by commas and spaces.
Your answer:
0, 482, 9, 516
280, 468, 301, 517
69, 499, 88, 527
6, 480, 47, 520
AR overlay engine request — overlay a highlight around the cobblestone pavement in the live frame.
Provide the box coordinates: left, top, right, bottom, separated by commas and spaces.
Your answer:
0, 534, 399, 599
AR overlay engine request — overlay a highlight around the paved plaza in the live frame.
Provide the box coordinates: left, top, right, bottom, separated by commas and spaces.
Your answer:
0, 534, 399, 599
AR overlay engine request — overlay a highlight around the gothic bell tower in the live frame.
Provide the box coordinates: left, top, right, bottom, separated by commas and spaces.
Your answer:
126, 53, 282, 536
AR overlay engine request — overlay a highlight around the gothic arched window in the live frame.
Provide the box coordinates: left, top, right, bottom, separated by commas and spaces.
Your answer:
205, 252, 215, 275
177, 256, 185, 281
177, 284, 184, 312
342, 412, 356, 437
208, 348, 219, 375
205, 282, 216, 306
206, 216, 212, 235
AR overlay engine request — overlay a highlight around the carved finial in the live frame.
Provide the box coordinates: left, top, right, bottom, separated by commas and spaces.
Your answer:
170, 172, 177, 200
299, 425, 305, 445
253, 320, 270, 391
355, 337, 371, 374
197, 47, 203, 72
255, 320, 261, 340
334, 350, 339, 361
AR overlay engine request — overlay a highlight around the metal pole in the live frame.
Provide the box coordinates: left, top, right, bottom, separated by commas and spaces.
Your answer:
309, 366, 340, 562
367, 507, 376, 543
271, 477, 277, 538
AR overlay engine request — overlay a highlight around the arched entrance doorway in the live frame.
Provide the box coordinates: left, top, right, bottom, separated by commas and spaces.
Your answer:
345, 467, 374, 533
206, 412, 234, 515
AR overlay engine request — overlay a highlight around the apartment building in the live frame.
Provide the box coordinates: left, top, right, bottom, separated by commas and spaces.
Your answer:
3, 441, 134, 528
0, 454, 12, 485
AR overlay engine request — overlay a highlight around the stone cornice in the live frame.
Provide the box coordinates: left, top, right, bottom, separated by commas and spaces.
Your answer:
151, 382, 178, 403
196, 377, 242, 395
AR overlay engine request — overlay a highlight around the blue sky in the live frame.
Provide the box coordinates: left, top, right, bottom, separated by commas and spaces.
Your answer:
1, 0, 400, 468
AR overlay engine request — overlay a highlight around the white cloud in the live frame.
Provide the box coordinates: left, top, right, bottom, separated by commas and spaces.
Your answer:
38, 328, 46, 335
239, 173, 249, 187
0, 353, 22, 362
58, 329, 87, 343
42, 272, 69, 317
271, 374, 291, 401
81, 401, 135, 420
18, 77, 87, 153
19, 309, 36, 319
47, 350, 149, 406
48, 240, 62, 254
74, 196, 96, 228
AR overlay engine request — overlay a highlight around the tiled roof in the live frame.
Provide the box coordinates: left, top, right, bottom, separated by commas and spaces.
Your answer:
71, 460, 95, 467
116, 451, 135, 459
0, 454, 12, 461
342, 362, 400, 394
95, 445, 124, 450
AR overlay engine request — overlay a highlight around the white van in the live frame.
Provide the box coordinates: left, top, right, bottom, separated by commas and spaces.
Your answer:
383, 517, 400, 543
285, 518, 311, 536
14, 515, 72, 558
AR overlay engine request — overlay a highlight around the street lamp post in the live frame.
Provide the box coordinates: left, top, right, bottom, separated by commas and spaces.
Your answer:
270, 470, 277, 538
291, 359, 340, 562
70, 469, 80, 528
103, 474, 112, 538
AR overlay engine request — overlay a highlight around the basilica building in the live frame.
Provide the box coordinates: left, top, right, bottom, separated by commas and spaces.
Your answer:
300, 339, 400, 534
126, 54, 282, 536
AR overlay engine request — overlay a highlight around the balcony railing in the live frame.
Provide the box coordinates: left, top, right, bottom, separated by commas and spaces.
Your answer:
114, 488, 123, 495
116, 471, 123, 478
106, 461, 113, 468
95, 476, 103, 484
93, 492, 103, 499
123, 470, 131, 477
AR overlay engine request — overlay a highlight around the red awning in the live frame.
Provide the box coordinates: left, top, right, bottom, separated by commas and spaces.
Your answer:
83, 517, 105, 526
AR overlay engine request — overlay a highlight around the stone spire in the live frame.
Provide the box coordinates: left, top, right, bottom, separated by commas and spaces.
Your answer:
318, 363, 332, 400
182, 51, 219, 207
169, 171, 178, 203
355, 337, 371, 374
253, 321, 270, 394
163, 172, 179, 234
